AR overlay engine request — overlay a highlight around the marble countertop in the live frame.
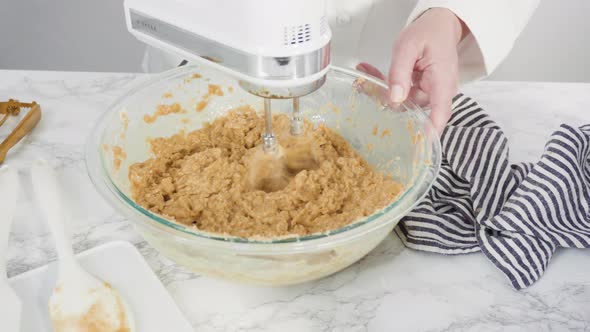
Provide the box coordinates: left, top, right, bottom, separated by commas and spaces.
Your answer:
1, 69, 589, 331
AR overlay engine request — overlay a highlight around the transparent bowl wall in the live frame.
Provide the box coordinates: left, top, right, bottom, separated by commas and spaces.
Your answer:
86, 65, 441, 285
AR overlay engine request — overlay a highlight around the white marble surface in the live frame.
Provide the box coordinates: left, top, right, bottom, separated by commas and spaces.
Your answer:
1, 69, 589, 331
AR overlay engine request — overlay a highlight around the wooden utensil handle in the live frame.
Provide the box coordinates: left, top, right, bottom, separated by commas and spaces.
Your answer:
0, 103, 42, 163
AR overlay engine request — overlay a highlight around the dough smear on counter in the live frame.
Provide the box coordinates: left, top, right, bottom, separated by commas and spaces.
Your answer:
129, 106, 403, 238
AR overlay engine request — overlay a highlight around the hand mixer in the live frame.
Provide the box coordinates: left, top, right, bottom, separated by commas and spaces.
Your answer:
124, 0, 331, 154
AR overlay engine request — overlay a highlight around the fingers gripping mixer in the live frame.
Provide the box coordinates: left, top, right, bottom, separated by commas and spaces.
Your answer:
124, 0, 331, 152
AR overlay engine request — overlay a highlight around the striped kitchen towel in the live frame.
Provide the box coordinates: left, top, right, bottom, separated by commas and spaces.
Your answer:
396, 93, 590, 290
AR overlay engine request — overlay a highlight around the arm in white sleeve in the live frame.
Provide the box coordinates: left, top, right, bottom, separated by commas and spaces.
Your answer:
407, 0, 540, 83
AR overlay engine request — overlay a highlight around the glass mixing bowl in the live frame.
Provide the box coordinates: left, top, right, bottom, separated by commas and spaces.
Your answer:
86, 65, 441, 285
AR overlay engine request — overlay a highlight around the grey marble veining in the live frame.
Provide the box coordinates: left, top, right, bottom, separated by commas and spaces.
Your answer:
1, 70, 589, 331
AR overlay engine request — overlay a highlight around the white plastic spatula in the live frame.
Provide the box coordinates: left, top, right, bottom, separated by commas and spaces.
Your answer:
0, 166, 22, 332
31, 160, 135, 332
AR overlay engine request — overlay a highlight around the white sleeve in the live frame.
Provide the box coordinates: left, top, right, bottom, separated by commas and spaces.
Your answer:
407, 0, 540, 83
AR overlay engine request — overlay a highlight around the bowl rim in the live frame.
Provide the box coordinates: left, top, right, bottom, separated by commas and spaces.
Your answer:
85, 64, 442, 249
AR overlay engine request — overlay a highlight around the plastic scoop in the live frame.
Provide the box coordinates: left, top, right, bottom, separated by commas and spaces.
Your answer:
0, 166, 22, 332
31, 159, 135, 332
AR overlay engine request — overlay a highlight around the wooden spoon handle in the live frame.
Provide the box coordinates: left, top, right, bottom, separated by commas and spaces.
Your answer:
0, 103, 42, 164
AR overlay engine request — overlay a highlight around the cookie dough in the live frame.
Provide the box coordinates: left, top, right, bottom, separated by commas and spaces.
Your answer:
129, 106, 403, 238
143, 103, 186, 123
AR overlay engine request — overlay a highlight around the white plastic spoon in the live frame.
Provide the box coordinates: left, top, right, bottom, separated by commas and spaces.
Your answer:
31, 159, 135, 332
0, 166, 22, 332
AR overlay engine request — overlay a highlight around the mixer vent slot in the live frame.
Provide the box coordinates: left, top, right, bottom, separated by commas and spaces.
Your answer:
283, 23, 311, 46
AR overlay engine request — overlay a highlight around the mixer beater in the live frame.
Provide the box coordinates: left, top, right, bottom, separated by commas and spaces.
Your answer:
261, 96, 305, 155
261, 98, 279, 155
290, 98, 304, 136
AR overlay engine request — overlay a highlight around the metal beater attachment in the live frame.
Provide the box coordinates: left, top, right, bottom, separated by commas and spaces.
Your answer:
261, 98, 279, 154
290, 97, 303, 136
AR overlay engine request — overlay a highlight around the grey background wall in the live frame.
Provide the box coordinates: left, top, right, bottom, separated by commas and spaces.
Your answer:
1, 0, 589, 82
0, 0, 146, 73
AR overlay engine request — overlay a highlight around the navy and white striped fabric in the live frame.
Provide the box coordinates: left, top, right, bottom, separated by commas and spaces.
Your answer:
396, 94, 590, 290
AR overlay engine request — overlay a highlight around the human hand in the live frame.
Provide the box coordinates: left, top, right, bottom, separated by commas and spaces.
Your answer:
357, 7, 467, 134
